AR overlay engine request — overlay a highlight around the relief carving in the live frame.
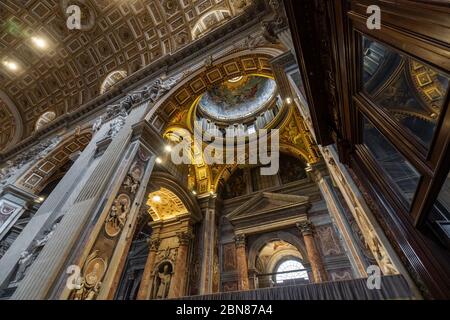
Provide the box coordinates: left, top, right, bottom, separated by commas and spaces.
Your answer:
72, 250, 107, 300
104, 194, 131, 238
316, 225, 342, 256
69, 148, 150, 300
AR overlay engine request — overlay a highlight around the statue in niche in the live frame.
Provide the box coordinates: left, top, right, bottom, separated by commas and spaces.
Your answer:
153, 262, 173, 299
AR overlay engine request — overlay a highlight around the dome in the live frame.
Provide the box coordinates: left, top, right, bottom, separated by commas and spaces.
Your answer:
198, 75, 277, 122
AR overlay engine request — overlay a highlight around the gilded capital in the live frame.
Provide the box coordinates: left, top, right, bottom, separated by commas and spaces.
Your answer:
147, 238, 160, 251
177, 231, 193, 246
296, 220, 314, 236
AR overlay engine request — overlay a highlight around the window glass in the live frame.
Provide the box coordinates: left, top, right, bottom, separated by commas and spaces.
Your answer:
429, 170, 450, 244
275, 260, 308, 283
361, 36, 449, 148
363, 117, 421, 206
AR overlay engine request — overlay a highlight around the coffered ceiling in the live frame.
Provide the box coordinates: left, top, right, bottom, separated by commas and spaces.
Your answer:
0, 0, 253, 151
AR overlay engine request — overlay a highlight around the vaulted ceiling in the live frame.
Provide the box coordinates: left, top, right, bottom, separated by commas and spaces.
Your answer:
0, 0, 253, 151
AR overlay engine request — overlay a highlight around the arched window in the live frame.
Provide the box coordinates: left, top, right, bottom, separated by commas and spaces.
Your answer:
100, 70, 127, 94
275, 259, 308, 283
191, 10, 232, 40
35, 111, 56, 131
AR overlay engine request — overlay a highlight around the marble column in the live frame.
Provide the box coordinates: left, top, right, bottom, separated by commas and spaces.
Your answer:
296, 220, 328, 283
169, 231, 192, 298
136, 238, 160, 300
306, 162, 369, 277
11, 103, 150, 300
198, 196, 217, 295
235, 234, 249, 291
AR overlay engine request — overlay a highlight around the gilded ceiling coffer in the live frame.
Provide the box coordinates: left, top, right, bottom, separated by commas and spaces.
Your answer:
296, 220, 328, 283
234, 234, 250, 291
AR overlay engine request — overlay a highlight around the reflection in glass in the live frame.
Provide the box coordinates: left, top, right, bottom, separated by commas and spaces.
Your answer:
363, 117, 420, 206
361, 36, 449, 148
429, 170, 450, 246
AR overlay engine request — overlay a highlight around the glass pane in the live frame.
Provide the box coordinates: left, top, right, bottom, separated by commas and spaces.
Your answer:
275, 260, 308, 283
363, 117, 421, 206
361, 36, 449, 148
429, 170, 450, 246
436, 172, 450, 215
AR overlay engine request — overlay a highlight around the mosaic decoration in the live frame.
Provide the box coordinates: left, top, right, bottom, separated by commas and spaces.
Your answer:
198, 76, 277, 122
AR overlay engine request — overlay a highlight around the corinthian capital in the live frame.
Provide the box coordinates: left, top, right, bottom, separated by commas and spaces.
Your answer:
234, 234, 246, 248
296, 220, 314, 236
177, 231, 193, 246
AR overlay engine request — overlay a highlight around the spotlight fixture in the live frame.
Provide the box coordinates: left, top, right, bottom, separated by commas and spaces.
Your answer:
31, 36, 47, 49
164, 145, 172, 152
192, 190, 197, 195
286, 97, 292, 104
35, 196, 45, 203
156, 157, 162, 164
152, 195, 161, 202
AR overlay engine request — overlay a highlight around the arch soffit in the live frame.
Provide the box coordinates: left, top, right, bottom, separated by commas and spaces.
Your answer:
146, 171, 202, 222
145, 47, 285, 125
247, 231, 308, 271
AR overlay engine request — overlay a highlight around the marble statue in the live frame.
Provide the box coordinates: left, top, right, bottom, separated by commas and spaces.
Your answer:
13, 251, 34, 282
155, 264, 172, 299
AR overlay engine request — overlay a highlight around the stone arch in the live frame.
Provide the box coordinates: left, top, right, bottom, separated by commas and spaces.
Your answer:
145, 48, 286, 196
145, 48, 285, 125
247, 231, 308, 271
0, 90, 23, 152
213, 150, 308, 194
17, 129, 93, 195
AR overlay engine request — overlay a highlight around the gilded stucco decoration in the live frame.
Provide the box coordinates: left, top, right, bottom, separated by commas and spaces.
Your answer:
146, 187, 189, 221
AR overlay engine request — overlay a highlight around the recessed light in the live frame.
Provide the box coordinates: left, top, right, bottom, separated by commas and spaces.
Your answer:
35, 196, 45, 203
286, 97, 292, 104
152, 195, 161, 202
156, 157, 162, 164
192, 190, 197, 195
31, 36, 47, 49
164, 145, 172, 152
3, 60, 18, 71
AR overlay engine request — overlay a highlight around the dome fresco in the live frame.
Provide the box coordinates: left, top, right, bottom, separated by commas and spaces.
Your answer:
198, 75, 277, 122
